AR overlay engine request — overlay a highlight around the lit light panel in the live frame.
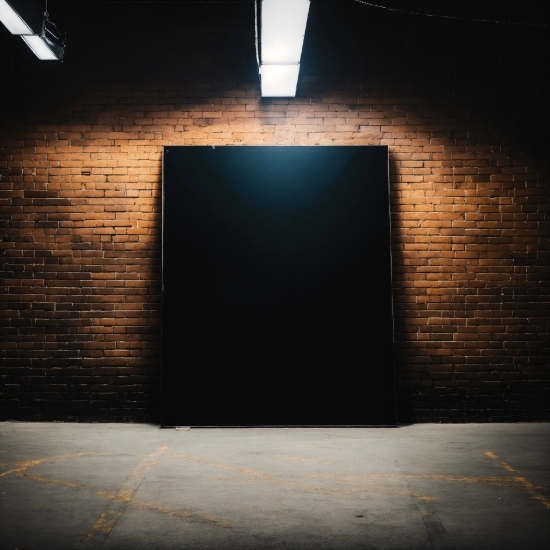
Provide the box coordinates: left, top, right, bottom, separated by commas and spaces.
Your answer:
260, 0, 310, 97
260, 64, 300, 97
261, 0, 310, 64
22, 34, 59, 60
0, 0, 33, 34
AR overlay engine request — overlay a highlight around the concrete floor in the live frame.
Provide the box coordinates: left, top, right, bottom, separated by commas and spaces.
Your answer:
0, 423, 548, 550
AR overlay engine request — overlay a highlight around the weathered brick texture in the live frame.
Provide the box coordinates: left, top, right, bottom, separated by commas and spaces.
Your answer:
0, 1, 548, 421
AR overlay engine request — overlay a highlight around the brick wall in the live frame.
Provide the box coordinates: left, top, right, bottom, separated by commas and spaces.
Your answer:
1, 1, 548, 421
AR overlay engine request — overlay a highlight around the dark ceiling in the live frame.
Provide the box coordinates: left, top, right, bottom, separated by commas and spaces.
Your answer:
49, 0, 549, 26
1, 0, 548, 155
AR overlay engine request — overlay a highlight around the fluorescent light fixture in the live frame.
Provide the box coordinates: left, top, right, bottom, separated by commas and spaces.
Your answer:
1, 0, 63, 60
22, 33, 58, 60
260, 64, 300, 97
261, 0, 310, 64
24, 20, 65, 60
0, 0, 44, 35
259, 0, 310, 97
0, 0, 33, 34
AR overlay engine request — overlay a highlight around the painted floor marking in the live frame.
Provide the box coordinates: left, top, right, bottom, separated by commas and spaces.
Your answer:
169, 452, 539, 489
76, 446, 169, 549
2, 446, 547, 543
485, 451, 550, 509
0, 452, 97, 478
130, 500, 231, 528
22, 473, 87, 491
93, 491, 231, 528
169, 453, 435, 500
0, 452, 234, 530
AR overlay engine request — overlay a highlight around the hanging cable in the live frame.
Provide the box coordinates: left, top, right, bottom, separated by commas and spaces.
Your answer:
352, 0, 548, 27
44, 0, 66, 46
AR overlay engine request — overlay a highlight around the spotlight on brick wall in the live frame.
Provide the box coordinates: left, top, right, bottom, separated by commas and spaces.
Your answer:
0, 0, 548, 422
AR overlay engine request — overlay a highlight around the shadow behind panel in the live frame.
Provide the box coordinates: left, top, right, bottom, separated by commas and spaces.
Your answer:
162, 146, 394, 426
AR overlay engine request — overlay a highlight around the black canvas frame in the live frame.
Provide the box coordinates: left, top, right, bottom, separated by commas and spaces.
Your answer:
162, 146, 395, 427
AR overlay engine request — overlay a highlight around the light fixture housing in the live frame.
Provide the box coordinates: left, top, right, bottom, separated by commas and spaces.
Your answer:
22, 24, 63, 60
259, 0, 310, 97
0, 0, 64, 60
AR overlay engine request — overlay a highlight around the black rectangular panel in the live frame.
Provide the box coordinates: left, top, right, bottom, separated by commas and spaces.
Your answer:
162, 146, 395, 426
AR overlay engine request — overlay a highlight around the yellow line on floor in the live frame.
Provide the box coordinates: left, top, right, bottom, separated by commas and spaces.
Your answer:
79, 510, 120, 546
485, 450, 550, 509
169, 453, 532, 488
94, 491, 232, 527
131, 500, 232, 528
77, 446, 169, 549
0, 453, 97, 478
169, 453, 436, 501
315, 473, 529, 486
21, 473, 87, 490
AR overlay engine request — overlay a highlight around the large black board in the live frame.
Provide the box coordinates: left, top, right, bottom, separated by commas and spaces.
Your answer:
162, 146, 395, 426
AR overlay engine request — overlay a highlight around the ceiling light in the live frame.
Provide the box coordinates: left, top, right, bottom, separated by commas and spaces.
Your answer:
0, 0, 64, 60
0, 0, 42, 34
260, 64, 300, 97
22, 31, 59, 60
259, 0, 310, 97
261, 0, 310, 64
